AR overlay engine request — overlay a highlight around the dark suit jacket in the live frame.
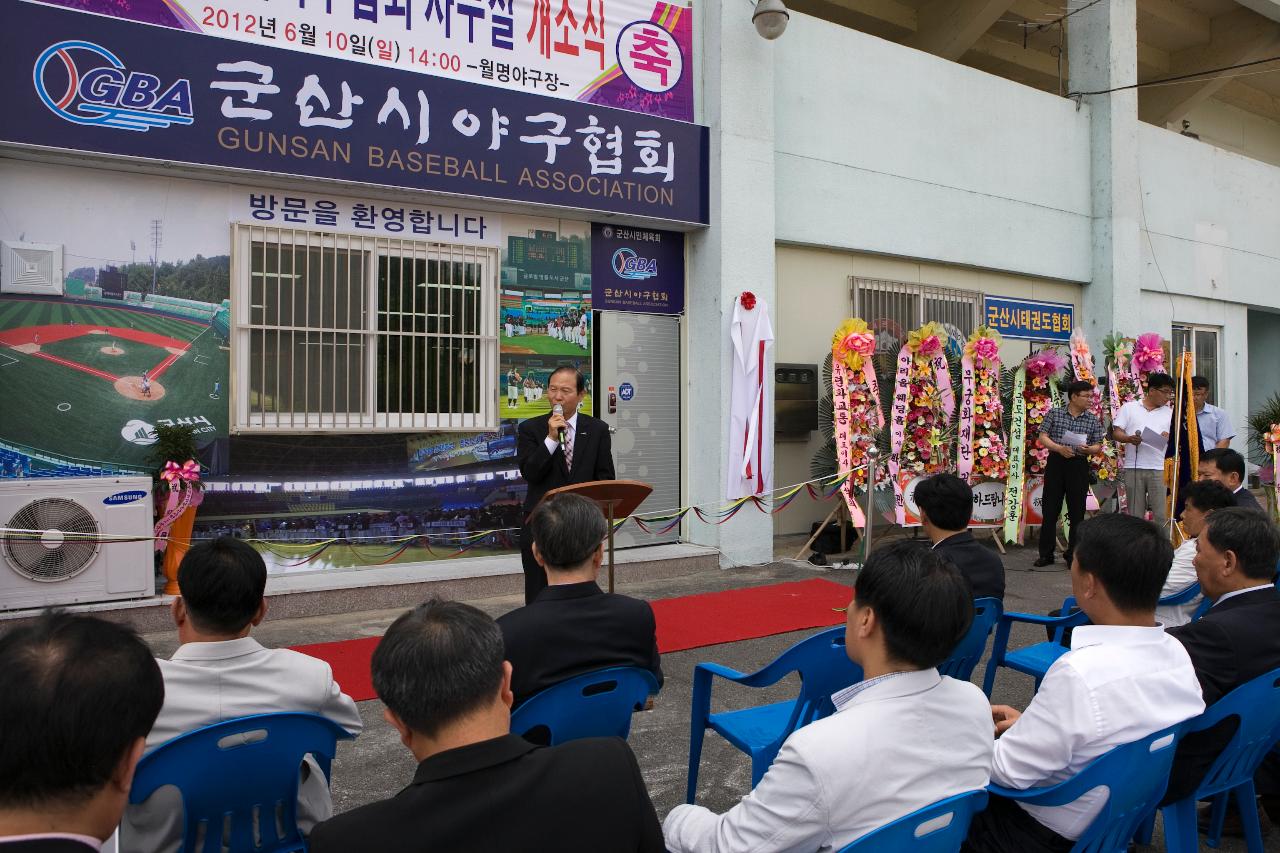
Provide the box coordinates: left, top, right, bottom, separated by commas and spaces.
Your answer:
517, 412, 615, 513
498, 581, 663, 707
1164, 586, 1280, 803
308, 734, 664, 853
933, 531, 1006, 601
0, 839, 99, 852
1234, 487, 1264, 513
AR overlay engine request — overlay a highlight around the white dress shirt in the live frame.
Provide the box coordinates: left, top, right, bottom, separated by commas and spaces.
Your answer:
543, 411, 579, 456
147, 637, 363, 746
990, 624, 1204, 840
1155, 539, 1201, 628
663, 669, 993, 853
1113, 401, 1173, 470
123, 637, 364, 853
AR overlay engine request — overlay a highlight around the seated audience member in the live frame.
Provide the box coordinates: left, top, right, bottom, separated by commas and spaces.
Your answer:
1198, 448, 1264, 512
0, 612, 164, 851
1163, 508, 1280, 811
309, 599, 663, 853
914, 473, 1006, 600
664, 542, 994, 853
964, 514, 1205, 853
498, 493, 662, 708
123, 537, 363, 851
1156, 480, 1237, 627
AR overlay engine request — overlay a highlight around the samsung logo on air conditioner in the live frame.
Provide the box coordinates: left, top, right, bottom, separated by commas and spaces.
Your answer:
103, 490, 147, 506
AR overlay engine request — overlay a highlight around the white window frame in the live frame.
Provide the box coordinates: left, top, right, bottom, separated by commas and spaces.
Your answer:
1171, 323, 1222, 404
849, 277, 983, 348
230, 223, 498, 433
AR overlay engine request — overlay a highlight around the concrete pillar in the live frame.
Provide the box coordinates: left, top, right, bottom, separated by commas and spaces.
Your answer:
1069, 0, 1143, 339
684, 0, 777, 567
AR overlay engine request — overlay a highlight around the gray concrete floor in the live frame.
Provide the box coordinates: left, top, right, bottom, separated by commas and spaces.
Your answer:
140, 535, 1271, 851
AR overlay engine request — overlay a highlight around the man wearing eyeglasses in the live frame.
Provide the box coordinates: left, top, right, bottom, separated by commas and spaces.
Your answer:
1111, 372, 1175, 533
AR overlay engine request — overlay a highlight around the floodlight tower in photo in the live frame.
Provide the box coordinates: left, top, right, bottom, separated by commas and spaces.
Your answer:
149, 219, 163, 294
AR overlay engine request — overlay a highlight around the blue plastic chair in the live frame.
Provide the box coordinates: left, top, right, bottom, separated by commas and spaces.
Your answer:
989, 723, 1184, 853
128, 712, 354, 853
836, 790, 989, 852
1157, 582, 1214, 624
686, 626, 863, 803
937, 597, 1002, 682
509, 666, 659, 746
1136, 666, 1280, 853
982, 596, 1089, 696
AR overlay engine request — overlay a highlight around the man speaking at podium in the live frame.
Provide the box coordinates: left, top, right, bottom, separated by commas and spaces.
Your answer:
516, 365, 615, 603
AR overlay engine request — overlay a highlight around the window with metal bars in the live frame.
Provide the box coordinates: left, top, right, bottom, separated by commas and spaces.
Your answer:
231, 224, 498, 432
849, 277, 982, 352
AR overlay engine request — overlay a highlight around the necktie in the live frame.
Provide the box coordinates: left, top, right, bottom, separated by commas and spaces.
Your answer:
564, 425, 574, 473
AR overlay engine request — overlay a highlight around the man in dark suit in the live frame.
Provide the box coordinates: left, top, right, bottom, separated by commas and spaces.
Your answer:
1198, 448, 1264, 513
0, 612, 165, 851
308, 599, 663, 853
914, 473, 1005, 600
498, 493, 662, 707
516, 365, 615, 603
1164, 507, 1280, 808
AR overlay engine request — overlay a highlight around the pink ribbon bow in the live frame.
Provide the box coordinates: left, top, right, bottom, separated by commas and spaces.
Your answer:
161, 459, 201, 484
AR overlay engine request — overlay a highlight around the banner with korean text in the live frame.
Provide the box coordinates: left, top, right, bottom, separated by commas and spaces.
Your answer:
34, 0, 694, 121
7, 1, 709, 224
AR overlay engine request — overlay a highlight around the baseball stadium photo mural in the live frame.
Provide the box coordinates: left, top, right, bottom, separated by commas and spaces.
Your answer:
0, 263, 229, 476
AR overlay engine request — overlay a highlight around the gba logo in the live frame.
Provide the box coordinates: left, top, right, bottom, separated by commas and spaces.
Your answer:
33, 40, 194, 132
611, 248, 658, 281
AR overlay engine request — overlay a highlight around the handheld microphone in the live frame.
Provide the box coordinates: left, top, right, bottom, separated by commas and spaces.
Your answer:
553, 404, 566, 449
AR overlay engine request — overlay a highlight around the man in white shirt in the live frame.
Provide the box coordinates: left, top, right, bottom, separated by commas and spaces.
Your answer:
1191, 376, 1234, 451
963, 513, 1204, 853
123, 537, 363, 852
1156, 480, 1236, 627
0, 613, 164, 852
664, 541, 994, 853
1112, 372, 1175, 531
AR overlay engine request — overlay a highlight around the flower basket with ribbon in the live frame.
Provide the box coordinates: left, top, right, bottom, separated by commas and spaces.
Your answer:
1265, 423, 1280, 521
1003, 347, 1065, 542
150, 423, 204, 595
958, 327, 1008, 483
830, 318, 883, 527
889, 322, 956, 524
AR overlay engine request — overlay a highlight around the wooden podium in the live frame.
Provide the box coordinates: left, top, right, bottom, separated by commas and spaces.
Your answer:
543, 479, 652, 592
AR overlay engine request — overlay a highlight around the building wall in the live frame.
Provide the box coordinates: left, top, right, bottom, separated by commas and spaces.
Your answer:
1137, 121, 1280, 449
773, 13, 1093, 285
1173, 100, 1280, 170
772, 244, 1081, 536
1138, 122, 1280, 312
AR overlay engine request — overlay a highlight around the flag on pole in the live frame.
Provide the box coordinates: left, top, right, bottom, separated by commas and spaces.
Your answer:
1164, 352, 1200, 544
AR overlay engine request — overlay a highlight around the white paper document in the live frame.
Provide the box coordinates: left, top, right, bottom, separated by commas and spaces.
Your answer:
1061, 431, 1088, 448
1140, 427, 1168, 452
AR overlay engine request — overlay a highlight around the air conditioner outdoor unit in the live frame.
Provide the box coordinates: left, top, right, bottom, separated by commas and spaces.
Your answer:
0, 477, 155, 611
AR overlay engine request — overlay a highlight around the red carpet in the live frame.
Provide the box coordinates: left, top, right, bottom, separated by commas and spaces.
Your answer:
292, 578, 852, 702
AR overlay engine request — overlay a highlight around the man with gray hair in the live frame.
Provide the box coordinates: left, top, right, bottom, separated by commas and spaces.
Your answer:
497, 492, 662, 708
